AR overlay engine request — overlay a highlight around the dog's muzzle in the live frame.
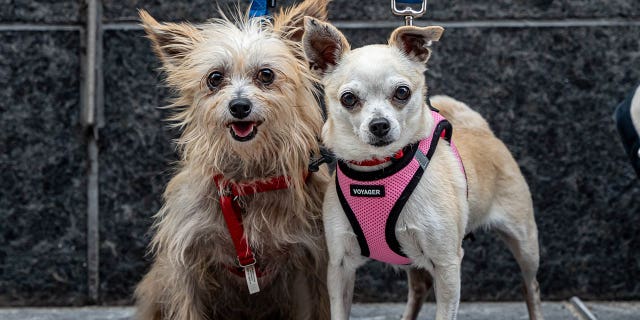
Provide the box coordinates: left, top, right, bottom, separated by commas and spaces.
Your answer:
227, 98, 261, 142
369, 118, 393, 146
229, 98, 252, 119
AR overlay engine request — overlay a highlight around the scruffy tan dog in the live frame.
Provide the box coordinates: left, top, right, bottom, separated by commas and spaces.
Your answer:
135, 2, 332, 319
302, 17, 543, 320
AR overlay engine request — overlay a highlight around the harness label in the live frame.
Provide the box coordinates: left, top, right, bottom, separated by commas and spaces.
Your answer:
350, 185, 385, 197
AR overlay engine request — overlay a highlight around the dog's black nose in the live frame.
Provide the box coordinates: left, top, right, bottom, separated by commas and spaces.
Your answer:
369, 118, 391, 138
229, 98, 252, 119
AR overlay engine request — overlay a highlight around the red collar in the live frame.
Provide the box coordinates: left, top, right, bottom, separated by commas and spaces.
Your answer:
214, 175, 292, 197
348, 149, 404, 166
213, 174, 296, 293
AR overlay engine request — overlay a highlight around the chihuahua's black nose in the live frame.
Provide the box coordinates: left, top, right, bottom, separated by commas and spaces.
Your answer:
229, 98, 252, 119
369, 118, 391, 138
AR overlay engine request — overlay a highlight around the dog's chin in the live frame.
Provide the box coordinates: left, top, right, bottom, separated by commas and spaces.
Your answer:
365, 134, 396, 147
370, 139, 393, 147
227, 121, 262, 142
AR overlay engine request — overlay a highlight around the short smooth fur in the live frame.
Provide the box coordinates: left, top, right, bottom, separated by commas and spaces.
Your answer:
302, 17, 543, 320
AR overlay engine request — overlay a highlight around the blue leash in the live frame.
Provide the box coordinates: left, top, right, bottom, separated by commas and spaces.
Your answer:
249, 0, 275, 18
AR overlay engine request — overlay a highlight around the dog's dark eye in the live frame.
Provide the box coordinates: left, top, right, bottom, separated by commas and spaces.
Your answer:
394, 86, 411, 101
257, 68, 275, 85
340, 92, 358, 108
207, 71, 224, 90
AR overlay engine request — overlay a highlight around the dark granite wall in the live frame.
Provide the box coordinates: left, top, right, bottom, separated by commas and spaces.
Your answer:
99, 30, 177, 303
0, 30, 87, 306
1, 0, 638, 306
1, 1, 82, 23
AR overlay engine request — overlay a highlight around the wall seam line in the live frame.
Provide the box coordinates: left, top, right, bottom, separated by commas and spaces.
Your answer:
97, 17, 640, 30
1, 18, 638, 31
82, 0, 103, 305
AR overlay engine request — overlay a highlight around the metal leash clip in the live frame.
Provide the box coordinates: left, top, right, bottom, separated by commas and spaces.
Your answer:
390, 0, 428, 26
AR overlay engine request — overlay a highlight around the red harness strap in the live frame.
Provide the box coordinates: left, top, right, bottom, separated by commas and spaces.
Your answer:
213, 175, 294, 293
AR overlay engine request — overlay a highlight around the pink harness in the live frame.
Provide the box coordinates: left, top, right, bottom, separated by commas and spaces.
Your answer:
336, 111, 466, 265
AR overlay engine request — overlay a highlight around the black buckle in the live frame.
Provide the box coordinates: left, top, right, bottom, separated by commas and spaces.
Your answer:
309, 147, 335, 172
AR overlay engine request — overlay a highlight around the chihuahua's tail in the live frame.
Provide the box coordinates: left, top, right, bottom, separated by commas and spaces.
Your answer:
430, 95, 491, 132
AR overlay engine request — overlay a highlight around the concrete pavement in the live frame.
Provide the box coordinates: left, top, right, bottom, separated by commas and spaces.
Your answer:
1, 301, 639, 320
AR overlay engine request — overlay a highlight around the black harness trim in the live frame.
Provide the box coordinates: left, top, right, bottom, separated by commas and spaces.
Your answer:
308, 146, 335, 173
385, 121, 452, 258
383, 164, 425, 259
614, 85, 640, 177
335, 175, 370, 257
337, 142, 419, 181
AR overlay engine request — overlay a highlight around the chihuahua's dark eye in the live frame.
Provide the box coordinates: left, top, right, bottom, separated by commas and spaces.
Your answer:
394, 86, 411, 101
257, 68, 275, 85
340, 92, 358, 108
207, 71, 224, 90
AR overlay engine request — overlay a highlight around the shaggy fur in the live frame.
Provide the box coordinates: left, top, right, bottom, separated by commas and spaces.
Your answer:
302, 17, 543, 320
135, 2, 332, 319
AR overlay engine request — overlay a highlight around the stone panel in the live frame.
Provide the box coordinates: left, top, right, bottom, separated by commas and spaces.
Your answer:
0, 31, 86, 306
99, 29, 177, 304
340, 26, 640, 301
0, 0, 82, 23
103, 0, 236, 23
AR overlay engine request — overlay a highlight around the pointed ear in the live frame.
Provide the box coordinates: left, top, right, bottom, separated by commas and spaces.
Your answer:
138, 9, 203, 69
272, 0, 330, 42
302, 16, 350, 75
388, 26, 444, 64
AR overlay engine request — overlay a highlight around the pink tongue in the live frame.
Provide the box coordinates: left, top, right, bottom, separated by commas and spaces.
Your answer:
231, 122, 255, 138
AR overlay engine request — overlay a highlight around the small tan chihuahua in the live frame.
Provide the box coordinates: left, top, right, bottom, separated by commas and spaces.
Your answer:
302, 17, 543, 320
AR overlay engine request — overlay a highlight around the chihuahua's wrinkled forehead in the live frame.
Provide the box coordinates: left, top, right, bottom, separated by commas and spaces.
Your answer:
342, 45, 425, 76
327, 44, 426, 95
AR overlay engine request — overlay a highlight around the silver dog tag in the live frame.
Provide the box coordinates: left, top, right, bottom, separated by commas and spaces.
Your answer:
244, 265, 260, 294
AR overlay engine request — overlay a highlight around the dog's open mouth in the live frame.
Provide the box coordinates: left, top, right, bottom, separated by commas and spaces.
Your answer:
228, 121, 261, 142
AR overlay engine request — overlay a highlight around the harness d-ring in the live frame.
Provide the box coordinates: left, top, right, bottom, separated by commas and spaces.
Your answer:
390, 0, 428, 26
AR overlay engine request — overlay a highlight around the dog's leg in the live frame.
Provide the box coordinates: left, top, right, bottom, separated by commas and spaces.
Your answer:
294, 255, 330, 320
327, 255, 357, 320
135, 261, 211, 320
292, 262, 332, 320
430, 252, 462, 320
496, 219, 544, 320
323, 187, 363, 320
291, 269, 314, 320
401, 268, 433, 320
135, 269, 164, 320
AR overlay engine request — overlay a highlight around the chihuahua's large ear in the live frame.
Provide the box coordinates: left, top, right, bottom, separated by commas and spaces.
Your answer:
389, 26, 444, 64
302, 16, 349, 75
139, 9, 203, 69
273, 0, 330, 42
